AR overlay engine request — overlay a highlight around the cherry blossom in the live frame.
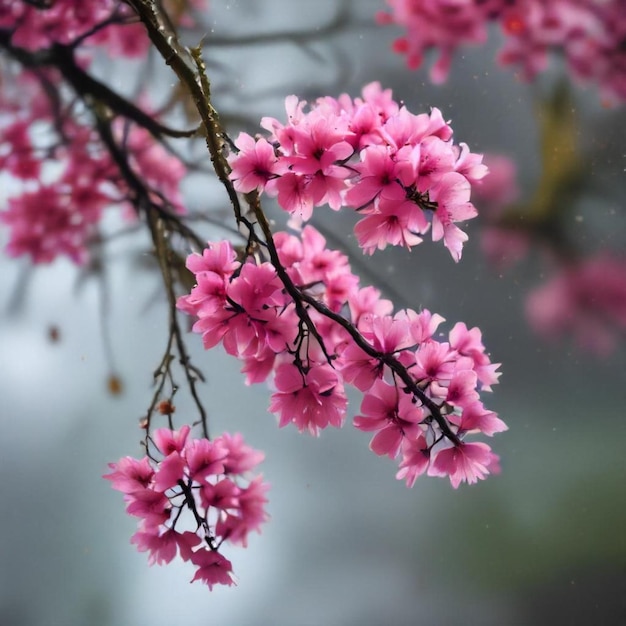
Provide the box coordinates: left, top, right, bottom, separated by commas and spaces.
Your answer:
0, 1, 508, 594
230, 133, 282, 194
428, 441, 497, 489
228, 82, 485, 262
1, 0, 206, 58
526, 254, 626, 356
190, 550, 236, 589
353, 379, 425, 458
269, 362, 348, 436
0, 2, 199, 265
378, 0, 626, 102
105, 427, 269, 589
396, 434, 431, 488
178, 221, 505, 489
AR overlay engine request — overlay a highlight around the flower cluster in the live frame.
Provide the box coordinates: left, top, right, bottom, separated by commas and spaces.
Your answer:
105, 427, 269, 589
0, 0, 150, 57
0, 81, 114, 263
378, 0, 626, 102
0, 1, 202, 264
526, 253, 626, 356
178, 224, 506, 488
228, 82, 487, 262
0, 0, 207, 57
0, 87, 186, 263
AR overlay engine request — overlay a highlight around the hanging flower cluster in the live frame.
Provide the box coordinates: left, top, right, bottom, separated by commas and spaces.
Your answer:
228, 82, 487, 262
378, 0, 626, 102
176, 83, 505, 492
178, 219, 506, 489
105, 427, 269, 589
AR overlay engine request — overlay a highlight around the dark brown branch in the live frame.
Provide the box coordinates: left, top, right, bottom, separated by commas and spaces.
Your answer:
122, 1, 245, 224
0, 29, 198, 139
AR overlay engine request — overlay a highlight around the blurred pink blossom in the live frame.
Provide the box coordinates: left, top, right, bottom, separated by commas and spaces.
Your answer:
526, 254, 626, 355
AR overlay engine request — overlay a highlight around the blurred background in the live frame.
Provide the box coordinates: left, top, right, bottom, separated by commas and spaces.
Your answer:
1, 1, 625, 624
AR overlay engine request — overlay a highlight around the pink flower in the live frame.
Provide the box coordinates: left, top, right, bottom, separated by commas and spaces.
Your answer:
417, 136, 456, 190
379, 0, 626, 102
428, 441, 495, 489
103, 457, 154, 494
378, 0, 489, 82
344, 145, 406, 209
190, 549, 236, 589
354, 189, 429, 254
395, 434, 431, 488
526, 254, 626, 355
91, 21, 151, 57
449, 322, 501, 391
240, 351, 277, 385
454, 142, 488, 185
353, 380, 424, 458
286, 116, 353, 177
124, 124, 187, 213
273, 172, 315, 219
107, 428, 269, 588
429, 171, 477, 261
153, 452, 186, 492
441, 368, 480, 409
358, 81, 400, 121
131, 526, 177, 566
260, 94, 307, 152
222, 82, 484, 259
185, 240, 239, 278
216, 432, 266, 475
125, 489, 171, 527
403, 308, 446, 344
348, 286, 394, 328
237, 476, 270, 535
269, 362, 347, 436
474, 153, 520, 214
169, 83, 507, 502
191, 306, 237, 351
450, 402, 508, 437
228, 132, 281, 193
185, 439, 227, 481
413, 340, 455, 384
201, 478, 241, 511
339, 342, 384, 392
1, 184, 102, 264
131, 528, 201, 566
224, 267, 291, 358
216, 475, 270, 547
360, 313, 414, 354
153, 426, 191, 456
